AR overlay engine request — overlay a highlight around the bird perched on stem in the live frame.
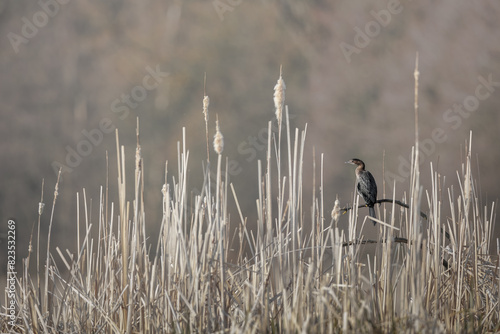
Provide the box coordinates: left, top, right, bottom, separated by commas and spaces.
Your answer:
346, 158, 378, 225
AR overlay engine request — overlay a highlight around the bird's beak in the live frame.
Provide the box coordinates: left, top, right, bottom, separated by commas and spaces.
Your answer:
345, 160, 351, 164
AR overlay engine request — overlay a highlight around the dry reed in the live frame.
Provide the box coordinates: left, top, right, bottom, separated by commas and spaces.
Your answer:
2, 66, 499, 333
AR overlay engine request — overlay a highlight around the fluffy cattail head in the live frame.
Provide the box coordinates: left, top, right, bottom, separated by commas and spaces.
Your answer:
203, 95, 209, 121
273, 66, 286, 124
38, 202, 45, 216
213, 116, 224, 155
331, 196, 341, 223
135, 145, 142, 171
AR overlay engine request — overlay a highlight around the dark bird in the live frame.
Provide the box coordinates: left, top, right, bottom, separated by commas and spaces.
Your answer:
346, 158, 378, 225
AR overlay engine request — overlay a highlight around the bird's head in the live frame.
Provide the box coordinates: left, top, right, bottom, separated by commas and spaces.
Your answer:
345, 158, 364, 167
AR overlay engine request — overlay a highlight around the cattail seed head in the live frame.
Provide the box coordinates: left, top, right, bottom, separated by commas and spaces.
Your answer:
213, 117, 224, 155
464, 169, 471, 202
273, 67, 286, 124
38, 202, 45, 215
135, 145, 142, 171
331, 197, 341, 223
203, 95, 209, 121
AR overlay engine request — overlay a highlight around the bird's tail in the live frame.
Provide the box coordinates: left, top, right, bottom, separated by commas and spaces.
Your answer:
369, 206, 376, 225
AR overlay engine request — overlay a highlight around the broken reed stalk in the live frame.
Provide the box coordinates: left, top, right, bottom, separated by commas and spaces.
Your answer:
339, 198, 427, 219
338, 198, 451, 240
337, 237, 450, 269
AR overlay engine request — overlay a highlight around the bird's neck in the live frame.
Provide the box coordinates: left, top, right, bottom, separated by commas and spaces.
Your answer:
355, 165, 365, 175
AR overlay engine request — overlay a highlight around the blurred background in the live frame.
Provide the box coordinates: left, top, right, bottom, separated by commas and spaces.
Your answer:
1, 0, 500, 284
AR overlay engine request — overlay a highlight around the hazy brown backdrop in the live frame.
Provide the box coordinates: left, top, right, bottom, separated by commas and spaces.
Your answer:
1, 0, 499, 286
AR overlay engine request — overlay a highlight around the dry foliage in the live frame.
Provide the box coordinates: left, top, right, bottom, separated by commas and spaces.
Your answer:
2, 68, 499, 333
